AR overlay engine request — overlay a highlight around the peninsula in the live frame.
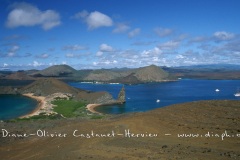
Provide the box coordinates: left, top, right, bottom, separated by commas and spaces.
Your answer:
0, 78, 125, 119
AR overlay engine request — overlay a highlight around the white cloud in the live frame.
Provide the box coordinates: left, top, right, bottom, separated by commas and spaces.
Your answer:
74, 11, 113, 30
189, 36, 208, 43
65, 53, 74, 58
3, 63, 8, 67
176, 54, 184, 59
141, 47, 162, 58
154, 27, 173, 37
36, 53, 49, 58
7, 52, 15, 57
6, 45, 20, 57
71, 10, 89, 19
96, 51, 103, 57
158, 41, 180, 50
100, 43, 114, 52
213, 31, 235, 41
11, 45, 19, 52
113, 23, 130, 33
32, 61, 42, 67
6, 2, 61, 30
62, 44, 87, 51
128, 28, 140, 38
93, 60, 118, 66
65, 53, 82, 58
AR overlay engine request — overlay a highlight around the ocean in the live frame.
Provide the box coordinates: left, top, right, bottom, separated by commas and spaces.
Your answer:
69, 79, 240, 114
0, 79, 240, 120
0, 94, 38, 120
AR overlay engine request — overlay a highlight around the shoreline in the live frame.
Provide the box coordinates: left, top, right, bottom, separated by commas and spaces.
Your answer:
20, 93, 46, 118
86, 104, 103, 114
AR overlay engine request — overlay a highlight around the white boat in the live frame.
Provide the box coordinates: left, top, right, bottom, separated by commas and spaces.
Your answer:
234, 93, 240, 97
234, 88, 240, 97
215, 89, 220, 92
156, 99, 160, 103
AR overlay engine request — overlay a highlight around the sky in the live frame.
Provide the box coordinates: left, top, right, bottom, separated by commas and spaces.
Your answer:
0, 0, 240, 70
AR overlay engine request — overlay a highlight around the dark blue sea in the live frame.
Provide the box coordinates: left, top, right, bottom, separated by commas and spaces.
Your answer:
69, 79, 240, 114
0, 94, 38, 120
0, 79, 240, 120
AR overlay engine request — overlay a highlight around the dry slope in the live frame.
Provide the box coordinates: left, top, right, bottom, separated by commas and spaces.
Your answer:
0, 100, 239, 160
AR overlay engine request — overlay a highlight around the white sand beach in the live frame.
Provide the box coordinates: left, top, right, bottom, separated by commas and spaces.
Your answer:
86, 104, 102, 114
20, 93, 47, 118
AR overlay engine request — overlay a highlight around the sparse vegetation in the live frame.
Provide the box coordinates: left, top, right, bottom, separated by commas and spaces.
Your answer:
90, 115, 105, 119
52, 99, 86, 118
8, 113, 61, 122
52, 99, 107, 119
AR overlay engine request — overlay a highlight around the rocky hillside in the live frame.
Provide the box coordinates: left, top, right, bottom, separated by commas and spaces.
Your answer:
31, 65, 77, 77
83, 69, 131, 81
18, 78, 114, 103
84, 65, 171, 83
134, 65, 169, 82
83, 70, 119, 81
19, 78, 79, 96
4, 71, 35, 80
1, 100, 239, 159
3, 64, 172, 84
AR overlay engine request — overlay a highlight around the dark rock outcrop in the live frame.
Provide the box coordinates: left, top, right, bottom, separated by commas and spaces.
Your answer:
117, 86, 126, 104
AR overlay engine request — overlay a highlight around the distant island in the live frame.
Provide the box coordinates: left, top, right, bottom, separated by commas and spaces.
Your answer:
1, 64, 240, 86
0, 64, 173, 84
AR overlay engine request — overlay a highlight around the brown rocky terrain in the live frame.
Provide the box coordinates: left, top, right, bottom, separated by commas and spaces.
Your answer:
0, 100, 239, 160
109, 65, 171, 84
173, 71, 240, 80
83, 69, 126, 81
1, 64, 240, 84
28, 64, 171, 83
134, 65, 169, 82
31, 65, 77, 77
24, 78, 118, 104
20, 78, 81, 96
4, 71, 35, 80
0, 78, 115, 104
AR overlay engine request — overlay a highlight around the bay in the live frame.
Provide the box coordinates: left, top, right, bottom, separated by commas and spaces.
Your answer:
0, 79, 239, 120
0, 94, 38, 120
69, 79, 240, 114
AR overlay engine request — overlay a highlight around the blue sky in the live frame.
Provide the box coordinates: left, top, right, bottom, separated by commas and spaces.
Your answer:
0, 0, 240, 70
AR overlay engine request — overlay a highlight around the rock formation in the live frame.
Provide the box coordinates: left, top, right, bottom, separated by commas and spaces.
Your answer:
117, 85, 126, 104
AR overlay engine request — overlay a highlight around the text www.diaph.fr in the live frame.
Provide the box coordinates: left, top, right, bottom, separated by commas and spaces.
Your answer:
177, 130, 240, 140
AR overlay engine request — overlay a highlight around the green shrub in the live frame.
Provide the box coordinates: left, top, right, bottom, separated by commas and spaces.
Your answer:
52, 100, 86, 118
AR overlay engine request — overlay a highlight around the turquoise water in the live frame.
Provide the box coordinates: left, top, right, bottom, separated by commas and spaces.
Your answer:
69, 79, 240, 114
0, 79, 239, 120
0, 94, 38, 120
